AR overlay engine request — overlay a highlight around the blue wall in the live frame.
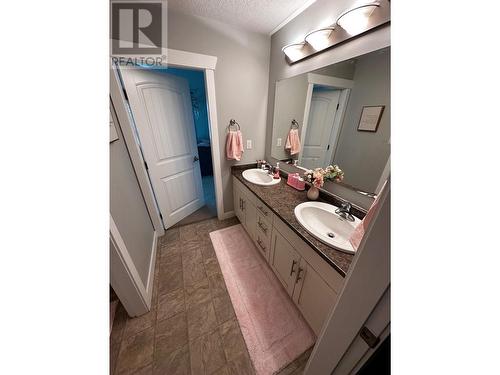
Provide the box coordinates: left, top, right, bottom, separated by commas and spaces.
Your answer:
162, 67, 210, 144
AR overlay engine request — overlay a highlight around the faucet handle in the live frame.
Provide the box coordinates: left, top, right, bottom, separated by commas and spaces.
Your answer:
340, 202, 352, 211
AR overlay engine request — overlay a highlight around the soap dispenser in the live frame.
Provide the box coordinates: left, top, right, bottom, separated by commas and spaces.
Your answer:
273, 162, 280, 179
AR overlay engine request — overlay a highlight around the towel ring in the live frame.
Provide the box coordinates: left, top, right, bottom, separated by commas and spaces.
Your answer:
228, 119, 240, 131
291, 119, 299, 129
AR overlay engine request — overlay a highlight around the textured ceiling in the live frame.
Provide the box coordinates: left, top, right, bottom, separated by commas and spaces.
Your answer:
167, 0, 314, 34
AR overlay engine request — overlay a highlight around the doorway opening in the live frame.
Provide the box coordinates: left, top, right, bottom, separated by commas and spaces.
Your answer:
164, 67, 217, 227
117, 63, 218, 229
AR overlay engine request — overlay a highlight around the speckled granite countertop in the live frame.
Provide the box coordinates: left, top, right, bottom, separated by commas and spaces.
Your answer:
232, 165, 364, 277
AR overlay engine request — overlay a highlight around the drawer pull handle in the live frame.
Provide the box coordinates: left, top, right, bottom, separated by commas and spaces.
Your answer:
257, 205, 268, 215
257, 238, 266, 252
258, 220, 268, 234
295, 267, 304, 283
289, 259, 297, 276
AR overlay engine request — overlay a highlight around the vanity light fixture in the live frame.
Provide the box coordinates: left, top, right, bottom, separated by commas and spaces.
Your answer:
304, 27, 335, 51
336, 2, 380, 36
281, 42, 306, 63
281, 0, 389, 64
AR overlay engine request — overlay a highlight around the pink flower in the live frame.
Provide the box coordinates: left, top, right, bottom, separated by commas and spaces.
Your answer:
313, 174, 324, 188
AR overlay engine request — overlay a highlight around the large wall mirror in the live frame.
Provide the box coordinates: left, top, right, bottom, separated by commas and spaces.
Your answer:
269, 47, 390, 195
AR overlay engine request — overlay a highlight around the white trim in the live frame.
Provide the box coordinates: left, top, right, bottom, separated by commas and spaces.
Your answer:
112, 48, 217, 70
110, 215, 153, 317
298, 83, 314, 166
270, 0, 318, 36
145, 231, 158, 298
166, 48, 217, 70
204, 70, 225, 221
219, 210, 235, 220
307, 73, 354, 89
110, 77, 165, 236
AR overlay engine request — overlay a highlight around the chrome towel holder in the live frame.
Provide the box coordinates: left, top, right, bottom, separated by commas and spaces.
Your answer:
227, 118, 241, 131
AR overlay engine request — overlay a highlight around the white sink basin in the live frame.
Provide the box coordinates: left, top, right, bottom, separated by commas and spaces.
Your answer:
294, 201, 361, 254
242, 168, 281, 186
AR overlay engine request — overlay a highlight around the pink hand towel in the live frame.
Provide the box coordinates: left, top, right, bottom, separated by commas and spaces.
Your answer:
285, 128, 301, 155
226, 130, 244, 161
349, 180, 387, 250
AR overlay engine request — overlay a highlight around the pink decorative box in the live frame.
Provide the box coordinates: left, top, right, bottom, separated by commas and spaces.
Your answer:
287, 173, 305, 191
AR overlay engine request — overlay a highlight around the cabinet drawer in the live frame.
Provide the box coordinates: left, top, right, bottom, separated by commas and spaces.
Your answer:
256, 211, 272, 242
254, 231, 270, 262
255, 198, 274, 222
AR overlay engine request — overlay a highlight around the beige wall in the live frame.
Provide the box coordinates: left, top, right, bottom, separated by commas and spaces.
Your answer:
270, 74, 309, 160
334, 50, 391, 193
167, 11, 271, 214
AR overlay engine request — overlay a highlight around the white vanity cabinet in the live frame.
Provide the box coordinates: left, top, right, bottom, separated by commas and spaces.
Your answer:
232, 176, 345, 335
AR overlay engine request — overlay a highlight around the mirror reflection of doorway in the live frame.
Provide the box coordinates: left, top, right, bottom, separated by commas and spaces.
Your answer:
301, 87, 341, 170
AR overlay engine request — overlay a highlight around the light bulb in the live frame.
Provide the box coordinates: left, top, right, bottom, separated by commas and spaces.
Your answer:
337, 3, 379, 36
282, 43, 306, 62
305, 27, 335, 51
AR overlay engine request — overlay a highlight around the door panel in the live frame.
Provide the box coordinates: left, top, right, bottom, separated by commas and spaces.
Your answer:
302, 89, 341, 170
293, 259, 338, 335
245, 199, 256, 244
120, 68, 205, 228
233, 185, 245, 225
270, 229, 300, 295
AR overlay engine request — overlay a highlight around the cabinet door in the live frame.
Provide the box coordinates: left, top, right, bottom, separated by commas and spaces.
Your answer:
244, 198, 256, 242
233, 185, 245, 225
292, 259, 338, 335
270, 229, 301, 296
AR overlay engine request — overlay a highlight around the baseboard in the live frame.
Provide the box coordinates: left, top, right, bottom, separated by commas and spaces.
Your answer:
219, 210, 235, 220
145, 231, 158, 308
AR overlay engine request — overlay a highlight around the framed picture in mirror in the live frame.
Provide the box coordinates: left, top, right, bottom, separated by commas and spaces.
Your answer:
357, 105, 385, 132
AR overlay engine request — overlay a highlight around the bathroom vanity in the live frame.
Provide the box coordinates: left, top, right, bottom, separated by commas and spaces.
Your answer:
232, 166, 364, 334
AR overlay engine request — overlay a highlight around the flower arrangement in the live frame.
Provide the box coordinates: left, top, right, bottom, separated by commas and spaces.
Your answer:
304, 165, 344, 188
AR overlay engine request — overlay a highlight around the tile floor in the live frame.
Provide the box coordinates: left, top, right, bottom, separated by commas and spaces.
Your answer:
110, 217, 311, 375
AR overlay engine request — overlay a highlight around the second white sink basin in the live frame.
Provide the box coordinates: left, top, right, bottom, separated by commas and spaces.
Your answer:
242, 168, 281, 186
294, 201, 361, 254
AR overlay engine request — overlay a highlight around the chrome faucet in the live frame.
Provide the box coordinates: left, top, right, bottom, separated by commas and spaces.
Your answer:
335, 202, 355, 222
262, 163, 274, 174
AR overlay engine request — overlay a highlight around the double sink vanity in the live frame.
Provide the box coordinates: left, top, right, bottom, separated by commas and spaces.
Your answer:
230, 45, 389, 336
232, 165, 366, 335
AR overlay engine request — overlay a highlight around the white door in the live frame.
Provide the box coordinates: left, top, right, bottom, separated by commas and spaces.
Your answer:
301, 89, 341, 170
120, 68, 205, 228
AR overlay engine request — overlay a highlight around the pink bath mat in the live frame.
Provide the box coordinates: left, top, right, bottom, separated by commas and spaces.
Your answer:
209, 224, 315, 375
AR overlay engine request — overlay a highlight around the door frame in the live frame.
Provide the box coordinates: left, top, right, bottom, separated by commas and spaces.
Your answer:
299, 73, 353, 167
110, 48, 223, 230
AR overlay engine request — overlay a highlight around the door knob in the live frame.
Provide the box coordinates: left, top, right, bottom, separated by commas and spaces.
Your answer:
193, 155, 199, 162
